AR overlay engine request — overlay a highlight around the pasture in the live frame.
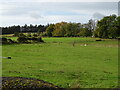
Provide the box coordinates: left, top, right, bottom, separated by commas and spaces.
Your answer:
2, 37, 118, 88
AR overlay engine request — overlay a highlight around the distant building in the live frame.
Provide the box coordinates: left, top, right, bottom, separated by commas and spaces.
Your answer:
118, 1, 120, 16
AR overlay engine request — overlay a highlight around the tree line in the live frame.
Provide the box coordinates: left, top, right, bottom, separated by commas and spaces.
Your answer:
46, 14, 120, 38
1, 14, 120, 39
1, 24, 48, 35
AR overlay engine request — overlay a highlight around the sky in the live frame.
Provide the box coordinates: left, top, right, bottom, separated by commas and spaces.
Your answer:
0, 0, 119, 27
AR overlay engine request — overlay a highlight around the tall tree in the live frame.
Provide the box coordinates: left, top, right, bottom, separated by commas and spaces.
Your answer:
95, 14, 118, 38
53, 22, 67, 37
46, 24, 55, 37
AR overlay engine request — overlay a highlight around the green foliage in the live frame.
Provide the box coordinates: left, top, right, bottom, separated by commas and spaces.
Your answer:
46, 24, 55, 37
27, 33, 32, 37
45, 14, 119, 39
33, 33, 38, 37
17, 34, 27, 43
37, 36, 44, 42
37, 29, 41, 36
16, 33, 44, 43
108, 27, 118, 38
47, 22, 82, 37
1, 37, 15, 44
78, 28, 92, 37
7, 39, 15, 44
13, 32, 19, 37
94, 14, 119, 38
2, 25, 20, 34
93, 30, 98, 37
64, 23, 80, 37
18, 33, 26, 37
53, 22, 67, 37
2, 14, 120, 39
1, 37, 8, 44
40, 32, 47, 37
116, 16, 120, 37
46, 22, 93, 37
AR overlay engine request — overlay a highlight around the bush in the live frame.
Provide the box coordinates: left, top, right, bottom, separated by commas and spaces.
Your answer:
17, 37, 27, 43
1, 37, 15, 44
42, 32, 47, 37
27, 34, 32, 37
37, 36, 44, 42
17, 33, 28, 43
33, 33, 38, 37
26, 36, 44, 43
1, 37, 8, 44
31, 37, 38, 42
14, 32, 19, 37
18, 33, 26, 37
7, 39, 15, 44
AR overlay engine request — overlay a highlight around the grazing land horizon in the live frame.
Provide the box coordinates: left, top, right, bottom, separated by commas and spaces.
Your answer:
2, 37, 118, 88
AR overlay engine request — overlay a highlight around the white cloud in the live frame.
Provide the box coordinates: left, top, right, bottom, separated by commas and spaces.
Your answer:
29, 11, 43, 20
0, 15, 91, 26
1, 0, 119, 2
36, 0, 119, 2
44, 15, 90, 24
0, 2, 118, 26
93, 12, 105, 19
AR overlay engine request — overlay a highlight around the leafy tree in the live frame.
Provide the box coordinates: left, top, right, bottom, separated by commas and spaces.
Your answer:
78, 28, 92, 37
94, 14, 118, 38
46, 24, 55, 37
53, 22, 67, 37
108, 26, 118, 38
64, 23, 80, 37
116, 16, 120, 37
37, 36, 44, 42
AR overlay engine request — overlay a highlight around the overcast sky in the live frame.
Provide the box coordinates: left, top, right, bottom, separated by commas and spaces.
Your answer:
0, 0, 119, 27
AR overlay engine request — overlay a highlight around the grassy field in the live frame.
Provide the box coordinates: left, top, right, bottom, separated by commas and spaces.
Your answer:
2, 37, 118, 88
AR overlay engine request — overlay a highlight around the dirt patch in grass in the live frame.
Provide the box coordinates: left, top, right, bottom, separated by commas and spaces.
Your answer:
1, 77, 61, 90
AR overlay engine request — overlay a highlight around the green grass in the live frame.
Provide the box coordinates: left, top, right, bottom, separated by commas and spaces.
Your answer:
2, 37, 118, 88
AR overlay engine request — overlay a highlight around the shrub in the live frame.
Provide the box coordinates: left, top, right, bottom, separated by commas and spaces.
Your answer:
17, 33, 28, 43
27, 34, 32, 37
42, 32, 47, 37
14, 32, 19, 37
33, 33, 38, 37
26, 36, 44, 43
37, 36, 44, 42
18, 33, 26, 37
31, 37, 38, 42
1, 37, 8, 44
7, 39, 15, 44
17, 37, 27, 43
1, 37, 17, 44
